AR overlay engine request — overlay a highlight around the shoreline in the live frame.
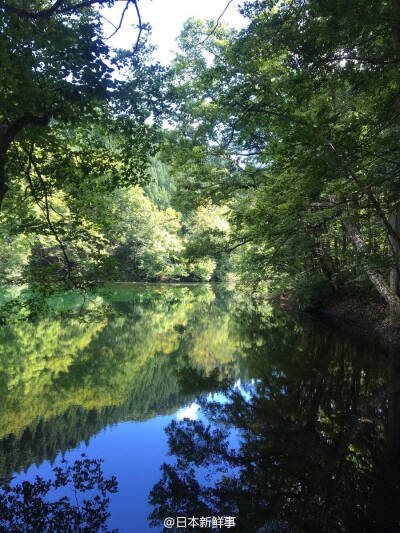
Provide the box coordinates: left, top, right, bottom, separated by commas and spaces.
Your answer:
308, 307, 400, 353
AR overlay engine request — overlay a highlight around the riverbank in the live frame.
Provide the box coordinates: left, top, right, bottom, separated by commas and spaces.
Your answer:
310, 292, 400, 352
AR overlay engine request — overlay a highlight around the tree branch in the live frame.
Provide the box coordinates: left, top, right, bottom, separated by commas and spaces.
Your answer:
105, 0, 130, 40
225, 237, 252, 252
22, 144, 83, 291
200, 0, 235, 45
0, 113, 49, 208
325, 139, 400, 252
0, 114, 49, 158
132, 0, 143, 53
1, 0, 126, 19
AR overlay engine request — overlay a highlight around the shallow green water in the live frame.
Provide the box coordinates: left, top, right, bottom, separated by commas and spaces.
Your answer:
0, 284, 398, 532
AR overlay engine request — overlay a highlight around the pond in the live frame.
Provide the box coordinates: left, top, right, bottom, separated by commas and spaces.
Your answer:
0, 283, 398, 532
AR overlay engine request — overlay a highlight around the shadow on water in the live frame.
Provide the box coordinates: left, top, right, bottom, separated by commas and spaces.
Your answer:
149, 307, 400, 533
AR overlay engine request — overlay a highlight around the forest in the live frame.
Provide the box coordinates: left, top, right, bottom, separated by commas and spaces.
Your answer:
1, 3, 400, 530
1, 0, 400, 327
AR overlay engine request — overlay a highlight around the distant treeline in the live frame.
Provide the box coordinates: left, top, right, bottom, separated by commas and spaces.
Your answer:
0, 158, 232, 286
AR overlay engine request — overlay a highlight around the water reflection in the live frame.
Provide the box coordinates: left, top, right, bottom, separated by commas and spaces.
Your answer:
0, 285, 398, 532
149, 310, 400, 533
0, 284, 244, 478
0, 455, 117, 532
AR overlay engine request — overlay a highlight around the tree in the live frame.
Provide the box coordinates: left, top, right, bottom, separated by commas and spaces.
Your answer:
0, 0, 163, 289
183, 205, 231, 281
108, 186, 187, 281
164, 2, 400, 321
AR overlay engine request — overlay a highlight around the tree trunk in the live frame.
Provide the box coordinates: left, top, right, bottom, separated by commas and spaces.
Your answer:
389, 209, 400, 298
343, 220, 400, 324
0, 160, 8, 209
0, 113, 49, 210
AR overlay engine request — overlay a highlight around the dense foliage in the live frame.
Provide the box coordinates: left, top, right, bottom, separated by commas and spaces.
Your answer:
0, 157, 232, 288
2, 0, 400, 322
1, 5, 399, 531
162, 0, 400, 322
0, 0, 236, 295
0, 0, 163, 291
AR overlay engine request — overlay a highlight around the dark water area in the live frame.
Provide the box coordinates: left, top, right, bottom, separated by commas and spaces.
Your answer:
0, 283, 398, 532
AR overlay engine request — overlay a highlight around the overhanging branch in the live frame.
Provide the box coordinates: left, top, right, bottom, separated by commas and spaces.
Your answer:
1, 0, 126, 19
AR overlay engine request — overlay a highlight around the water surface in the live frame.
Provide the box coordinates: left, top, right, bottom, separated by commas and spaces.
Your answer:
0, 284, 398, 532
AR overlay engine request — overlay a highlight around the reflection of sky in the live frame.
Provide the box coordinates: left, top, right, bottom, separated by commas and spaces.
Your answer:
12, 415, 175, 533
11, 386, 248, 532
176, 401, 200, 421
3, 286, 247, 531
176, 380, 254, 423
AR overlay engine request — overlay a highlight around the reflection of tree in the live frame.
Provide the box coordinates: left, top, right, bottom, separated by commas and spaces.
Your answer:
149, 310, 400, 533
0, 285, 245, 476
0, 455, 117, 532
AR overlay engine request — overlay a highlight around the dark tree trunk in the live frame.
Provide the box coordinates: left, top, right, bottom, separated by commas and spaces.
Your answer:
0, 160, 8, 209
342, 220, 400, 324
0, 113, 49, 209
389, 209, 400, 296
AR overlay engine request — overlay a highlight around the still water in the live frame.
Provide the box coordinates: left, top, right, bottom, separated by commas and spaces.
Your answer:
0, 284, 398, 532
